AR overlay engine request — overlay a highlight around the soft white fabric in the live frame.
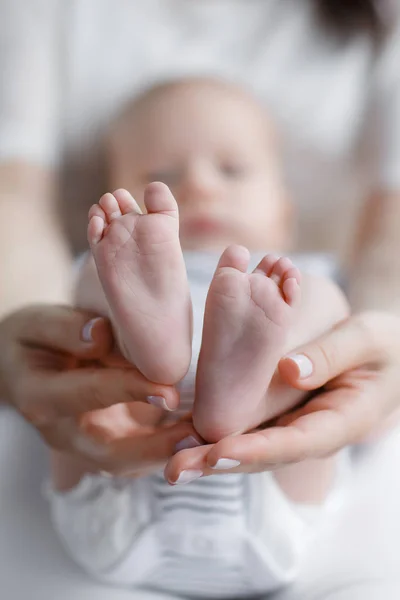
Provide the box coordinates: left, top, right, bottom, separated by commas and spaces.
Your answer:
1, 0, 400, 254
46, 251, 350, 597
2, 405, 400, 600
46, 464, 350, 597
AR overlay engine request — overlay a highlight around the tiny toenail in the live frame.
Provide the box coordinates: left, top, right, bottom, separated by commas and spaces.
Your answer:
147, 396, 174, 411
285, 353, 314, 379
211, 458, 241, 470
171, 470, 203, 485
81, 318, 103, 343
174, 436, 202, 453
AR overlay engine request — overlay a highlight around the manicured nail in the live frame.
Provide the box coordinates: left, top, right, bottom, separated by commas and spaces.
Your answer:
81, 317, 103, 342
147, 396, 174, 411
211, 458, 241, 470
172, 470, 203, 485
174, 436, 202, 453
285, 353, 313, 379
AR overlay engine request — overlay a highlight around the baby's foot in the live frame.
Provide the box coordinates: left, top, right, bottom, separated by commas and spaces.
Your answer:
193, 246, 301, 442
87, 183, 192, 385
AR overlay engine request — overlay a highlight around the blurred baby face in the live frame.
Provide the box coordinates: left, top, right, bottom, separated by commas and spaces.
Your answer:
109, 81, 290, 252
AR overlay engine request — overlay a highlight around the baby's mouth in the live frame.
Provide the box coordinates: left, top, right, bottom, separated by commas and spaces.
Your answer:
180, 216, 229, 237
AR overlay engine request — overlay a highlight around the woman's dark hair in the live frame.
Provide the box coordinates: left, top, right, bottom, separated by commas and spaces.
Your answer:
313, 0, 385, 41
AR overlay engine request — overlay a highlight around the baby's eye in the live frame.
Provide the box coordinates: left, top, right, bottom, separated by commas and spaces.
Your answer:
145, 170, 181, 186
219, 163, 247, 179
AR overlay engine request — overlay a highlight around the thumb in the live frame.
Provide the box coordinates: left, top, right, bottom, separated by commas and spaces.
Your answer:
13, 305, 113, 360
278, 314, 379, 390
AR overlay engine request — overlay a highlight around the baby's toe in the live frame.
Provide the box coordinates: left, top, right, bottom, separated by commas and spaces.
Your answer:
269, 256, 294, 285
216, 245, 250, 273
144, 182, 179, 216
88, 203, 105, 221
282, 276, 301, 307
253, 253, 279, 276
113, 188, 142, 215
283, 266, 301, 286
164, 445, 208, 485
99, 192, 122, 222
88, 204, 107, 246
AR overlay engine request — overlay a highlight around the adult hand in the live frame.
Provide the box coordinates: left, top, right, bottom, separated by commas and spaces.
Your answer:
164, 311, 400, 482
0, 305, 199, 472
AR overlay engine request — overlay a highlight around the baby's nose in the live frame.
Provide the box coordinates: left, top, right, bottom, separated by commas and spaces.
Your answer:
178, 166, 222, 205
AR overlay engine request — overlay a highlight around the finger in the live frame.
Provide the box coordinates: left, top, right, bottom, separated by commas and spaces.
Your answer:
39, 415, 148, 460
78, 403, 163, 444
164, 444, 214, 484
103, 421, 203, 476
166, 435, 263, 481
22, 367, 180, 422
13, 305, 113, 360
166, 366, 397, 480
166, 405, 348, 482
204, 379, 384, 470
39, 414, 201, 475
204, 365, 396, 472
278, 313, 384, 391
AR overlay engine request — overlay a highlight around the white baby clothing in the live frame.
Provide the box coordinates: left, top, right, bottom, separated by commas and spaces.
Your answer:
46, 252, 349, 598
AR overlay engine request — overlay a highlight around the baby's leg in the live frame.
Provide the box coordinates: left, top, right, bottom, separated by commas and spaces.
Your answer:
189, 257, 348, 503
193, 246, 349, 444
51, 251, 177, 493
193, 247, 301, 442
87, 183, 192, 385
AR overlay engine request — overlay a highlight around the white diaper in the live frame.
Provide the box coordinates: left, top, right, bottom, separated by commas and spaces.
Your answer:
45, 455, 350, 597
46, 251, 349, 597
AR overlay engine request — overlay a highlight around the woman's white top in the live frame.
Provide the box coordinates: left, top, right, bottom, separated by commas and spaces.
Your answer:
1, 0, 400, 253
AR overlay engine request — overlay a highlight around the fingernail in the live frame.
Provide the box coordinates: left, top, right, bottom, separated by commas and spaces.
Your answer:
174, 436, 202, 453
284, 353, 313, 379
147, 396, 174, 411
211, 458, 241, 470
81, 317, 103, 342
172, 470, 203, 485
